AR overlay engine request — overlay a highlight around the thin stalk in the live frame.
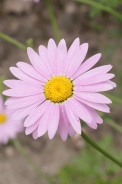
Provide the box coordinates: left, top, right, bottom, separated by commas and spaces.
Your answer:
12, 139, 54, 184
45, 0, 61, 41
76, 0, 122, 21
81, 131, 122, 167
0, 32, 27, 50
105, 117, 122, 134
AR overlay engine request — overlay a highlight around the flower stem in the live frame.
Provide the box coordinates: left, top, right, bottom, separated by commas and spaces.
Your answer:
0, 32, 27, 50
45, 0, 61, 41
81, 131, 122, 168
12, 139, 54, 184
100, 112, 122, 135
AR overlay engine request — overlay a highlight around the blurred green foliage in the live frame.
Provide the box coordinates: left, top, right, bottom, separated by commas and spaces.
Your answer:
58, 136, 122, 184
77, 0, 122, 21
89, 0, 122, 17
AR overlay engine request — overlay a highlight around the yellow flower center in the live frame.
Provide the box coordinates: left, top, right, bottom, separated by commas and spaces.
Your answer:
44, 76, 73, 103
0, 113, 7, 124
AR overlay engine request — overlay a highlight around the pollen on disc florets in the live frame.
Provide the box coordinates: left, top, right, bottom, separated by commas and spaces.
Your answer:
44, 76, 73, 103
0, 114, 7, 124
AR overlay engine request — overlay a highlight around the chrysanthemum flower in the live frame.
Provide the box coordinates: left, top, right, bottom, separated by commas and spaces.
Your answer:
0, 95, 23, 144
3, 38, 116, 141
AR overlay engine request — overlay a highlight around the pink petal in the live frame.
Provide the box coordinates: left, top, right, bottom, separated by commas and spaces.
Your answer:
25, 121, 39, 135
12, 101, 41, 120
48, 103, 59, 139
75, 65, 112, 83
57, 39, 67, 75
81, 117, 98, 129
4, 80, 27, 88
74, 91, 112, 104
37, 103, 53, 137
92, 110, 103, 124
67, 43, 88, 77
27, 47, 50, 79
58, 121, 68, 141
0, 135, 9, 144
107, 80, 116, 88
74, 82, 113, 92
17, 62, 45, 82
61, 105, 76, 137
3, 79, 41, 90
32, 129, 38, 140
47, 39, 57, 75
85, 105, 103, 124
58, 106, 68, 141
9, 67, 42, 86
74, 73, 115, 85
77, 102, 103, 128
67, 97, 92, 124
64, 38, 80, 74
3, 86, 43, 97
64, 101, 81, 134
83, 64, 113, 76
75, 96, 110, 113
24, 100, 50, 127
5, 94, 45, 109
87, 120, 98, 129
38, 45, 54, 76
68, 125, 76, 137
72, 53, 101, 79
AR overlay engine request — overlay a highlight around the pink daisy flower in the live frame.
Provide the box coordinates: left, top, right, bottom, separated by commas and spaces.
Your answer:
0, 95, 23, 144
3, 38, 116, 141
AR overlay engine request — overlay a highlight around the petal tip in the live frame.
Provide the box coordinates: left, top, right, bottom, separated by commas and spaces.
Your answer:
3, 80, 7, 85
73, 37, 80, 45
2, 91, 6, 95
9, 67, 13, 71
97, 53, 102, 59
114, 83, 117, 88
25, 130, 29, 135
48, 38, 56, 45
48, 133, 55, 140
27, 47, 33, 54
4, 100, 9, 105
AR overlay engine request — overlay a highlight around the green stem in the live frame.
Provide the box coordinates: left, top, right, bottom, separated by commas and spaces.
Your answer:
45, 0, 61, 41
81, 131, 122, 167
76, 0, 122, 21
12, 139, 54, 184
105, 117, 122, 134
0, 32, 27, 50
